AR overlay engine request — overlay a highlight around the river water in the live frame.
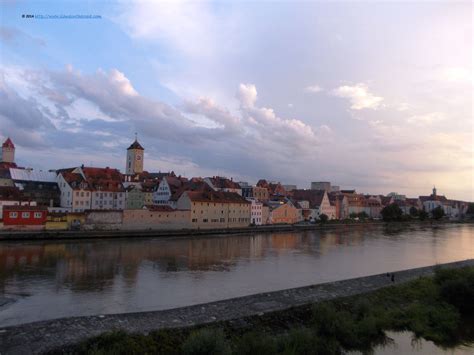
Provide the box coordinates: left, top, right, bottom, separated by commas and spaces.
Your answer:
0, 224, 473, 327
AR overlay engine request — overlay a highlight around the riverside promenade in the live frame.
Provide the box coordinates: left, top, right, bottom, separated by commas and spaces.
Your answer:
1, 259, 473, 355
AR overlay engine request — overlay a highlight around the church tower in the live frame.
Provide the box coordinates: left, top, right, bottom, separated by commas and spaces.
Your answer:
1, 137, 15, 163
126, 135, 144, 175
432, 186, 437, 197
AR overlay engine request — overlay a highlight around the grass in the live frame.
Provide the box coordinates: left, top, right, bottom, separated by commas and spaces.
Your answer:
54, 266, 474, 355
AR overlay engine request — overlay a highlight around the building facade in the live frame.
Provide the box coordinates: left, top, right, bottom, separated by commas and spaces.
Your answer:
125, 138, 144, 175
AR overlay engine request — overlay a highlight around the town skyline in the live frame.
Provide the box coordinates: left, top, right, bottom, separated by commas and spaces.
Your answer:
0, 1, 472, 201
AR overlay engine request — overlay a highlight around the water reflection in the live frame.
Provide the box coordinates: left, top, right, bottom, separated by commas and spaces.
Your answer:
0, 224, 473, 326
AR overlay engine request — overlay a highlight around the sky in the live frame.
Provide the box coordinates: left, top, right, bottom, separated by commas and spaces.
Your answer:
0, 0, 472, 200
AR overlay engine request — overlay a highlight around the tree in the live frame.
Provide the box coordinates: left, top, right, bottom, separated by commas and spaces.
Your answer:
466, 203, 474, 216
431, 206, 445, 220
357, 211, 369, 220
409, 206, 419, 217
381, 203, 403, 222
319, 214, 328, 223
419, 209, 429, 221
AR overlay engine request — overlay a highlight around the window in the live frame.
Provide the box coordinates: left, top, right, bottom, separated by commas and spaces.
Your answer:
192, 218, 197, 223
10, 212, 18, 218
203, 219, 208, 222
34, 212, 42, 218
22, 212, 30, 218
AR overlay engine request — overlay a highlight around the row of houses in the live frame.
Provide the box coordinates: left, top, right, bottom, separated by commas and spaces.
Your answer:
0, 137, 471, 230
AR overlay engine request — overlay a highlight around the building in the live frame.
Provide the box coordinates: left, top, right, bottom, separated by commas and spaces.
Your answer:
125, 185, 145, 209
153, 175, 189, 206
176, 190, 251, 229
125, 137, 144, 175
10, 168, 60, 207
241, 185, 269, 201
269, 201, 301, 224
1, 138, 15, 165
58, 166, 125, 211
248, 197, 263, 225
257, 179, 287, 197
282, 184, 297, 192
328, 193, 348, 219
0, 186, 37, 217
311, 181, 331, 191
292, 189, 336, 220
57, 169, 92, 212
3, 205, 47, 229
0, 168, 13, 187
204, 176, 242, 195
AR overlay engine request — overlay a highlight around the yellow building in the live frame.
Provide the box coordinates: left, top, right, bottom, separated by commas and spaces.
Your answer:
269, 202, 301, 224
45, 213, 68, 230
177, 190, 251, 229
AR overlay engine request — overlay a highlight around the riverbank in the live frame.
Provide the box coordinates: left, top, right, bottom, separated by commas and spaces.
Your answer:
0, 219, 468, 241
1, 259, 473, 354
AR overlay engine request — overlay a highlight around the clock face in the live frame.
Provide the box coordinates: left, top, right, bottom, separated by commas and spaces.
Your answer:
136, 154, 142, 161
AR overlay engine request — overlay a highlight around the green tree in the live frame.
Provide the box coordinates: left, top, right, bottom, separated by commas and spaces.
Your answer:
357, 211, 369, 220
431, 206, 445, 220
409, 206, 419, 217
419, 209, 429, 221
466, 203, 474, 216
319, 213, 328, 223
381, 203, 403, 222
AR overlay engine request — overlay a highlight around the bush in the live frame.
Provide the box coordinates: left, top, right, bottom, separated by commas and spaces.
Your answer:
233, 332, 277, 355
381, 204, 403, 222
181, 329, 230, 355
319, 214, 328, 223
435, 267, 474, 314
79, 330, 158, 355
431, 206, 445, 220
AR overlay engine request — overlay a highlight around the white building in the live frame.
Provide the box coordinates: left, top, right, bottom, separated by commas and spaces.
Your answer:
248, 198, 263, 225
57, 166, 125, 212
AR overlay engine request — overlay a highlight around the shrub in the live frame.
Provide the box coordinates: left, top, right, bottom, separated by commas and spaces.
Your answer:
233, 332, 277, 355
381, 204, 403, 222
435, 267, 474, 314
319, 214, 328, 223
181, 329, 230, 355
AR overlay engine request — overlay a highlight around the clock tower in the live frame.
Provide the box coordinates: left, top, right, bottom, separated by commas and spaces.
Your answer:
126, 136, 144, 175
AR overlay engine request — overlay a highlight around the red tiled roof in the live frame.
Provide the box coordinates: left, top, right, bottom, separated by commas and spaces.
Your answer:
169, 180, 212, 201
145, 205, 177, 212
207, 176, 241, 189
2, 137, 14, 148
185, 190, 250, 204
61, 171, 87, 189
82, 167, 124, 192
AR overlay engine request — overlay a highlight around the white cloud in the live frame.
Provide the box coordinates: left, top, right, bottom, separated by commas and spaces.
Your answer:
333, 83, 383, 110
237, 83, 258, 108
406, 112, 446, 125
305, 84, 323, 93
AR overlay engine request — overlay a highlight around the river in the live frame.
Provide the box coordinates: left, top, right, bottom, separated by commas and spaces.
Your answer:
0, 224, 473, 327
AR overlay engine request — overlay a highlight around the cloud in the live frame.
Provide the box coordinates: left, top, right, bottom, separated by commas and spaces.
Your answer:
0, 26, 46, 46
333, 83, 383, 110
406, 112, 446, 125
305, 84, 323, 93
237, 83, 258, 109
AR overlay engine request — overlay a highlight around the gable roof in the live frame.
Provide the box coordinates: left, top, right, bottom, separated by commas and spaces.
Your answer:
184, 190, 250, 204
292, 189, 326, 209
81, 167, 124, 192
